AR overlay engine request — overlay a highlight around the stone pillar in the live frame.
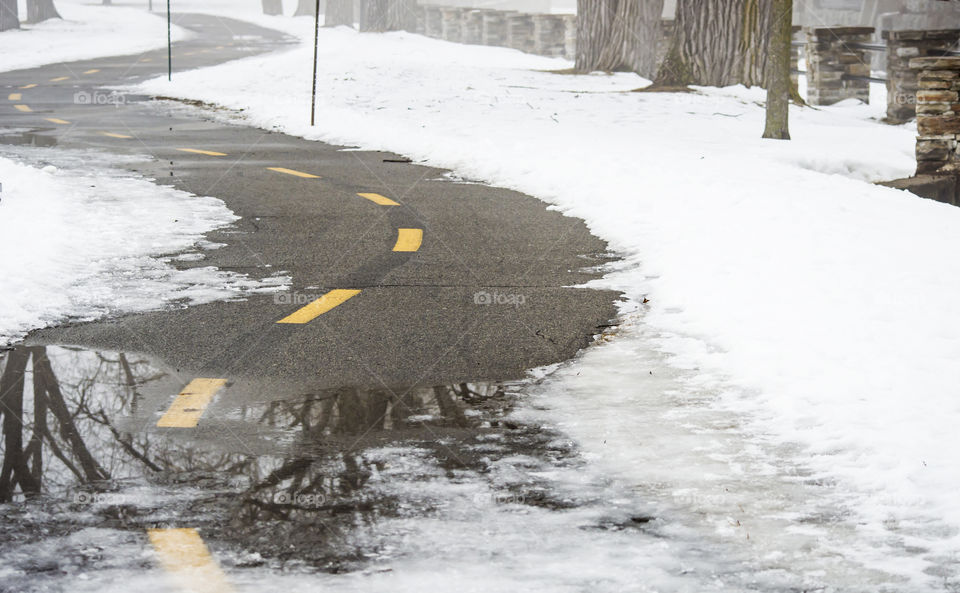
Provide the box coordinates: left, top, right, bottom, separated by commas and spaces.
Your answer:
423, 5, 442, 39
911, 57, 960, 175
440, 7, 464, 42
506, 13, 535, 53
461, 9, 484, 45
481, 10, 511, 47
804, 27, 874, 106
562, 14, 576, 60
884, 29, 960, 123
532, 14, 566, 57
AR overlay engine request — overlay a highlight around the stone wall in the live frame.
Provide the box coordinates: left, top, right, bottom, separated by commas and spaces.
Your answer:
415, 4, 575, 60
804, 27, 874, 106
884, 29, 960, 124
912, 56, 960, 175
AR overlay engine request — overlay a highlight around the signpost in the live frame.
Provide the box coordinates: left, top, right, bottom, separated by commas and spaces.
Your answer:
167, 0, 172, 81
310, 0, 320, 125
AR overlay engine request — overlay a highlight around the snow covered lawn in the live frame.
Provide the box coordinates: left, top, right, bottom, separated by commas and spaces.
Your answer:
0, 149, 286, 346
127, 21, 960, 589
0, 0, 190, 73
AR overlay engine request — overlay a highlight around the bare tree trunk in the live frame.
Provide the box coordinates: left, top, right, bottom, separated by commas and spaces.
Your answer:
262, 0, 283, 16
576, 0, 664, 77
27, 0, 59, 23
359, 0, 414, 32
0, 0, 20, 31
655, 0, 772, 87
294, 0, 317, 16
325, 0, 353, 27
763, 0, 791, 139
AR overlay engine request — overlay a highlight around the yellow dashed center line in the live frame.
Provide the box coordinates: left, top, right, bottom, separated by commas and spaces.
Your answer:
49, 76, 69, 82
8, 93, 21, 101
45, 118, 70, 125
277, 289, 361, 324
82, 69, 100, 74
148, 528, 234, 593
177, 148, 227, 157
357, 192, 400, 206
156, 378, 227, 428
19, 83, 37, 89
100, 131, 132, 138
267, 167, 321, 179
393, 228, 424, 252
140, 57, 152, 62
14, 104, 31, 112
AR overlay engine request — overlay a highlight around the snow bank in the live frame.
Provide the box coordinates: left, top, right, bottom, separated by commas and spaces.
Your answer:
130, 25, 960, 587
0, 148, 287, 346
0, 0, 190, 73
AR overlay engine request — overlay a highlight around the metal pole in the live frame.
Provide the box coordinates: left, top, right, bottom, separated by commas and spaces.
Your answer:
167, 0, 172, 81
310, 0, 320, 126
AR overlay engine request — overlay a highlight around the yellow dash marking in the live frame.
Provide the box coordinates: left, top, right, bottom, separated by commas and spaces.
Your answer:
82, 69, 100, 74
99, 131, 132, 138
8, 93, 21, 101
19, 83, 37, 89
49, 76, 69, 82
45, 118, 70, 125
277, 289, 361, 324
148, 528, 233, 593
156, 378, 227, 428
140, 57, 152, 62
393, 228, 423, 252
267, 167, 320, 179
14, 104, 31, 112
177, 148, 227, 157
357, 192, 400, 206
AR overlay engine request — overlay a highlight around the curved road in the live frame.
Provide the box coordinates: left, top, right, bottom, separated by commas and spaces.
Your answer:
0, 12, 621, 588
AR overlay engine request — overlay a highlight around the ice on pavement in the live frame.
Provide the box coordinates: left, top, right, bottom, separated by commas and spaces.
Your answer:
132, 21, 960, 588
0, 147, 288, 346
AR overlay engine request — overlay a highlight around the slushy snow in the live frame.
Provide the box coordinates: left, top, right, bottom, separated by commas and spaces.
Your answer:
0, 148, 287, 346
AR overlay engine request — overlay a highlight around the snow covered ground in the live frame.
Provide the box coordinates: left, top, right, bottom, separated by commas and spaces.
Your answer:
0, 146, 287, 347
1, 0, 190, 73
127, 19, 960, 588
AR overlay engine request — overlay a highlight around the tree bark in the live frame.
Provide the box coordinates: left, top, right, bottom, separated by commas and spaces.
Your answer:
763, 0, 791, 139
294, 0, 317, 16
655, 0, 773, 88
325, 0, 354, 27
576, 0, 664, 77
262, 0, 283, 16
0, 0, 20, 32
27, 0, 59, 23
359, 0, 414, 32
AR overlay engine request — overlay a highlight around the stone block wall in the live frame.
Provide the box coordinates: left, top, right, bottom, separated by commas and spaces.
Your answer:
805, 26, 874, 106
414, 4, 575, 59
912, 56, 960, 175
884, 29, 960, 124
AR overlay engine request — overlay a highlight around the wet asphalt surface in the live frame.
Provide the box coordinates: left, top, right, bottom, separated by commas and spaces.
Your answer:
0, 11, 622, 590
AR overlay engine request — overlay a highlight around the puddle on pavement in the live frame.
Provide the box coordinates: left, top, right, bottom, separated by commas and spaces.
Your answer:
0, 128, 58, 147
0, 344, 575, 575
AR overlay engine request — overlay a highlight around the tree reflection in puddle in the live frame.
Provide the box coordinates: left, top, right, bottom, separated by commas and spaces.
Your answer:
0, 345, 560, 575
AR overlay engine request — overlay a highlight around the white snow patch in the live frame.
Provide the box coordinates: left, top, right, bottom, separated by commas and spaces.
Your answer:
0, 148, 288, 346
0, 0, 190, 73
